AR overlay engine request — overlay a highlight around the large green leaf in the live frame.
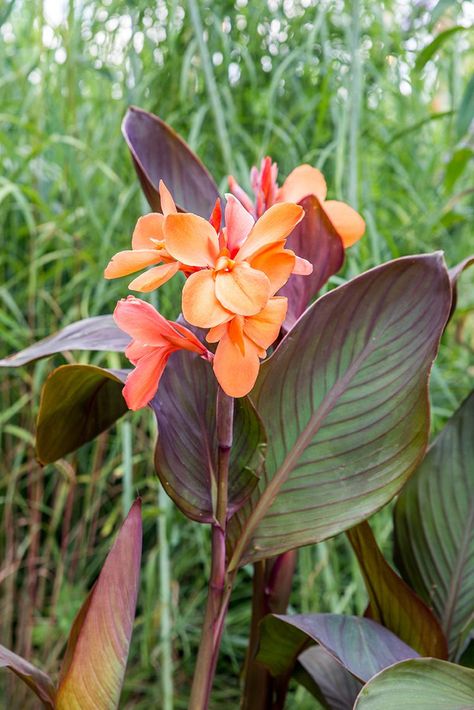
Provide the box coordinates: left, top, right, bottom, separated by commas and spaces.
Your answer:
0, 645, 56, 708
151, 350, 265, 523
257, 614, 418, 682
347, 522, 448, 658
56, 500, 142, 709
354, 658, 474, 709
36, 365, 129, 464
227, 254, 451, 567
394, 391, 474, 660
0, 315, 129, 367
122, 106, 220, 217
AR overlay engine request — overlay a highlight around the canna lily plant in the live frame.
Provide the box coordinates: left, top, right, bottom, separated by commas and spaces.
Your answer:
1, 106, 473, 709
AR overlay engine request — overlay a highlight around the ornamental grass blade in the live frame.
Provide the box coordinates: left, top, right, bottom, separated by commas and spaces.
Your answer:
122, 106, 221, 218
354, 658, 474, 710
347, 521, 448, 658
257, 614, 418, 683
278, 195, 344, 330
296, 646, 362, 710
0, 315, 130, 367
394, 391, 474, 660
55, 499, 142, 710
36, 365, 129, 464
151, 350, 265, 523
228, 254, 451, 568
0, 645, 56, 708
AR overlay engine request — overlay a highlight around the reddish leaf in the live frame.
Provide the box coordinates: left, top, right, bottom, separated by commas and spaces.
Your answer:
347, 521, 448, 658
296, 646, 362, 710
122, 106, 221, 217
278, 195, 344, 330
0, 645, 56, 708
56, 499, 142, 709
0, 315, 130, 368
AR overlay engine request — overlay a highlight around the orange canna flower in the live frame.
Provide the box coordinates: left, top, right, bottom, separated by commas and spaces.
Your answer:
163, 194, 309, 329
206, 296, 287, 397
229, 157, 365, 248
104, 182, 187, 292
114, 296, 211, 410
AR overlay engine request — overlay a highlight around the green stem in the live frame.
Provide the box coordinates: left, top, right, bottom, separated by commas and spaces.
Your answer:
159, 485, 174, 710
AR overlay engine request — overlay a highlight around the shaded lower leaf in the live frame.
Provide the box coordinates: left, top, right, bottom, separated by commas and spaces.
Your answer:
257, 613, 418, 682
0, 315, 130, 367
228, 254, 451, 567
0, 645, 55, 708
122, 106, 220, 217
448, 255, 474, 322
151, 350, 265, 523
36, 365, 129, 464
278, 195, 344, 330
354, 658, 474, 710
394, 391, 474, 660
296, 646, 362, 710
347, 521, 448, 658
56, 499, 142, 710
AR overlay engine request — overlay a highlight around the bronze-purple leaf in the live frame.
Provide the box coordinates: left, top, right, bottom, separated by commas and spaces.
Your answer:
0, 645, 56, 708
122, 106, 221, 217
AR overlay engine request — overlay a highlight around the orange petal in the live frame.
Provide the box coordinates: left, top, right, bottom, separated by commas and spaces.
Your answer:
213, 332, 261, 398
293, 254, 313, 275
123, 348, 170, 410
228, 175, 255, 214
159, 180, 178, 215
171, 322, 209, 355
215, 263, 271, 316
278, 164, 327, 203
225, 193, 255, 253
206, 322, 228, 343
323, 200, 366, 247
131, 213, 165, 249
114, 296, 175, 346
243, 296, 287, 350
104, 250, 163, 278
236, 202, 304, 262
128, 261, 180, 292
164, 213, 219, 267
250, 245, 296, 294
182, 269, 232, 328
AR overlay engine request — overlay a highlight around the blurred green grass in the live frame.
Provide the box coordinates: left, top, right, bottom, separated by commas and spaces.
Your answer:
0, 0, 473, 707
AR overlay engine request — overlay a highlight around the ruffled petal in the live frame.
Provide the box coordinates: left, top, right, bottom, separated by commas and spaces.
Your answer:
159, 180, 178, 215
236, 202, 304, 262
164, 213, 219, 267
131, 213, 165, 249
249, 244, 296, 294
323, 200, 366, 247
213, 331, 261, 398
215, 263, 271, 316
182, 269, 232, 328
243, 296, 288, 350
114, 296, 175, 346
123, 348, 170, 410
224, 193, 255, 253
104, 250, 162, 278
128, 261, 180, 292
278, 164, 327, 203
292, 254, 313, 275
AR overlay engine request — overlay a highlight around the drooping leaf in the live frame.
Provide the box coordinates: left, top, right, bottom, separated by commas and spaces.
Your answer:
227, 254, 451, 567
0, 315, 130, 368
354, 658, 474, 710
278, 195, 345, 330
0, 645, 56, 708
295, 646, 362, 710
347, 522, 448, 658
456, 73, 474, 138
415, 26, 470, 72
56, 499, 142, 710
151, 350, 265, 523
448, 255, 474, 321
122, 106, 220, 217
36, 365, 129, 464
257, 613, 418, 682
394, 391, 474, 660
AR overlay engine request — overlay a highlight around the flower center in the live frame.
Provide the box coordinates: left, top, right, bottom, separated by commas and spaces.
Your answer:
215, 252, 235, 273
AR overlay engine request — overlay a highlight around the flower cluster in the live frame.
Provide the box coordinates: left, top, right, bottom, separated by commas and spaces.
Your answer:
107, 160, 365, 407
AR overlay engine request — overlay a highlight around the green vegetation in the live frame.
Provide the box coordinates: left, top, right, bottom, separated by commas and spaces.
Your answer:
0, 0, 472, 707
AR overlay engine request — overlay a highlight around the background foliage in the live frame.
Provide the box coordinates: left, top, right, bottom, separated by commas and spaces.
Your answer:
0, 0, 473, 707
